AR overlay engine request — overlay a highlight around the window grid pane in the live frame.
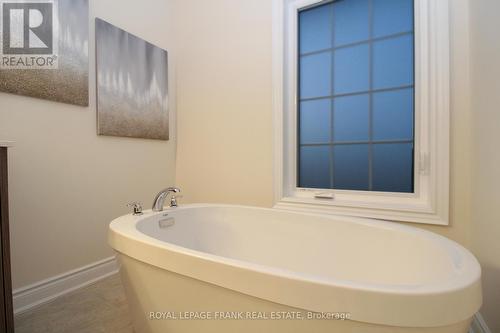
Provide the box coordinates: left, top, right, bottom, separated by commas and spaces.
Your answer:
298, 0, 414, 193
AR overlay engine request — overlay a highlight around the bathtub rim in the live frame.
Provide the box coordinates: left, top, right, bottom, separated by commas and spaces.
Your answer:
110, 203, 479, 294
108, 203, 482, 328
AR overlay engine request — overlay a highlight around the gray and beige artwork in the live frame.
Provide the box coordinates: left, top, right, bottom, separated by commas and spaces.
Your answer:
0, 0, 89, 106
96, 18, 169, 141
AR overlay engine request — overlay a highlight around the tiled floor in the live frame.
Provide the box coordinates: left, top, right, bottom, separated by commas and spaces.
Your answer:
15, 274, 133, 333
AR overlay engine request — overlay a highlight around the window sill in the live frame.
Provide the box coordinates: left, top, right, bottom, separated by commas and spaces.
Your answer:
274, 195, 448, 226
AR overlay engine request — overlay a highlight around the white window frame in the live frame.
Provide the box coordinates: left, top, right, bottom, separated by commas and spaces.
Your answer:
272, 0, 450, 225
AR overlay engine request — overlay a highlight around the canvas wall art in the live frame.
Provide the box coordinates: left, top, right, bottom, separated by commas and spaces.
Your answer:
0, 0, 89, 106
96, 18, 169, 141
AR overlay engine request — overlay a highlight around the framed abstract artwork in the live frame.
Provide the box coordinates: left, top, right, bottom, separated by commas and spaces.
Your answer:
0, 0, 89, 106
95, 18, 169, 141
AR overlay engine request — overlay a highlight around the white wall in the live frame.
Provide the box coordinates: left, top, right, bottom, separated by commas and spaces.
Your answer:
469, 0, 500, 331
0, 0, 177, 289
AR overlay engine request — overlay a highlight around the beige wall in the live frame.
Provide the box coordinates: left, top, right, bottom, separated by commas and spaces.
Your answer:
175, 0, 472, 243
174, 0, 274, 207
0, 0, 177, 289
175, 0, 500, 328
469, 0, 500, 331
173, 0, 500, 326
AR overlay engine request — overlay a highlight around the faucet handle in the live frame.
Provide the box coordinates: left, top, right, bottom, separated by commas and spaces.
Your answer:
169, 195, 183, 208
127, 202, 143, 216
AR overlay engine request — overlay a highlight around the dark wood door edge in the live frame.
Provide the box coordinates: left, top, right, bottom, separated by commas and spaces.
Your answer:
0, 148, 14, 333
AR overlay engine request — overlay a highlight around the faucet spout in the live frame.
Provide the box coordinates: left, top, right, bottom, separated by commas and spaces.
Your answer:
152, 187, 181, 212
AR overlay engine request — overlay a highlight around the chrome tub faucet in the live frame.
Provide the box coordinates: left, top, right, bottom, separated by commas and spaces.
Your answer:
152, 187, 181, 212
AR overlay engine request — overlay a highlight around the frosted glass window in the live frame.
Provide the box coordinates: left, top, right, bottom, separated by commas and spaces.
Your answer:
373, 35, 414, 89
300, 4, 333, 54
372, 143, 414, 192
300, 52, 332, 99
333, 145, 369, 190
300, 100, 331, 144
373, 89, 413, 141
334, 44, 370, 95
373, 0, 414, 38
333, 94, 370, 142
299, 146, 331, 189
298, 0, 415, 193
333, 0, 369, 46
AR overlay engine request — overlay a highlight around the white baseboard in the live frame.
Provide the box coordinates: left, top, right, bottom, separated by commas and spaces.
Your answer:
13, 256, 119, 315
470, 313, 492, 333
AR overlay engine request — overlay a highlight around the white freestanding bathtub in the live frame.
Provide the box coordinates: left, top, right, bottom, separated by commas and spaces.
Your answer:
108, 204, 482, 333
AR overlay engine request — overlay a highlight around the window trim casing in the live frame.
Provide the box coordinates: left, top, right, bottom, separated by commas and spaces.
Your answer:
272, 0, 450, 225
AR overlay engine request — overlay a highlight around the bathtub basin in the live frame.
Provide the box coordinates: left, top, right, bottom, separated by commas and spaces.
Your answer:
109, 204, 482, 333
